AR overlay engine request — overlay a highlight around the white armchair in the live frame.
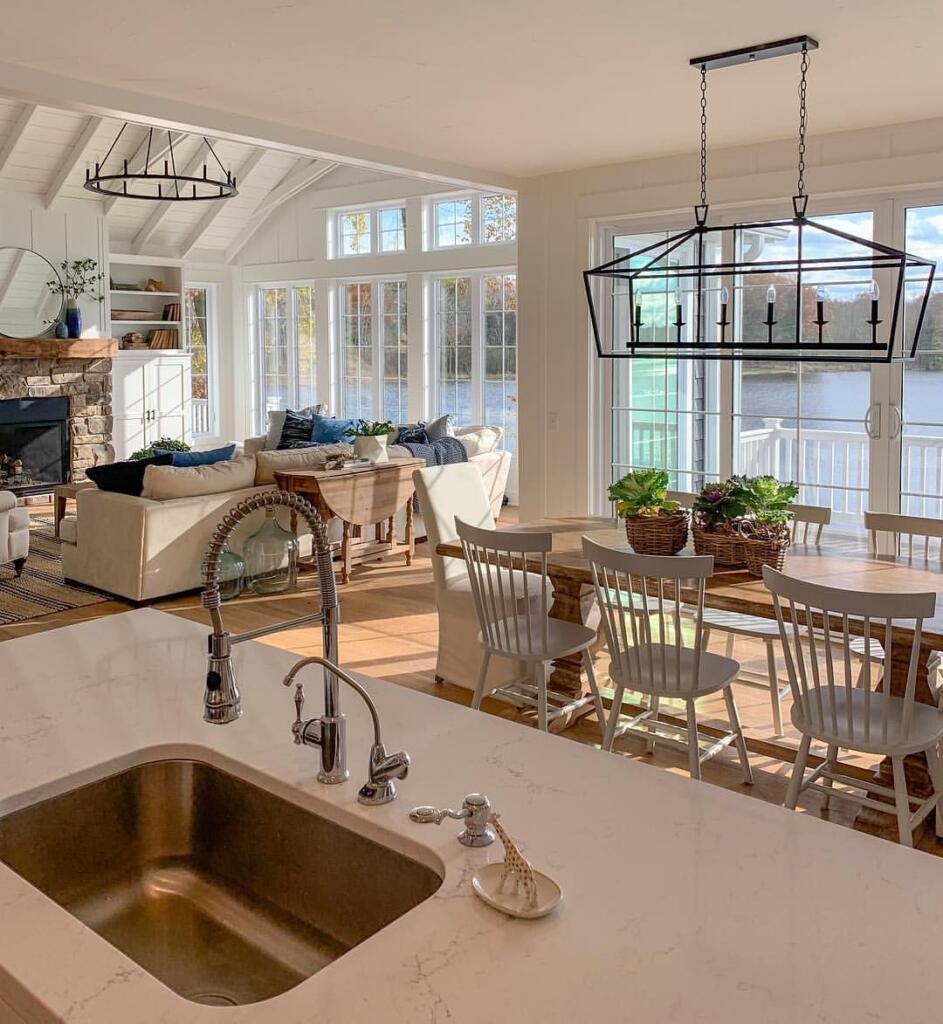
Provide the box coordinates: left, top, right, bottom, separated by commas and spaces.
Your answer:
0, 491, 29, 577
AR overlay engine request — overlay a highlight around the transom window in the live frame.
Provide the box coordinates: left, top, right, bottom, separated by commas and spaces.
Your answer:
432, 194, 517, 249
482, 194, 517, 243
434, 199, 474, 248
339, 279, 408, 422
335, 205, 407, 257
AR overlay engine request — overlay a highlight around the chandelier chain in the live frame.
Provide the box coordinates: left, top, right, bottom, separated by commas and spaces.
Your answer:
699, 65, 708, 207
796, 46, 810, 198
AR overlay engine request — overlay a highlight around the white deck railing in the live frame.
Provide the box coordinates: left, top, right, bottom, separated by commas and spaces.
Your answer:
191, 398, 211, 437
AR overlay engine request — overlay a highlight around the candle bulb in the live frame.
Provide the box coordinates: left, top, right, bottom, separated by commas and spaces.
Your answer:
816, 285, 827, 323
766, 284, 776, 323
870, 280, 880, 321
674, 290, 683, 325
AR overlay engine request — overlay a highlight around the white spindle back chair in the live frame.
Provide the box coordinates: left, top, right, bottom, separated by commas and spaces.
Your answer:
457, 519, 604, 733
764, 565, 943, 846
865, 510, 943, 562
583, 537, 752, 783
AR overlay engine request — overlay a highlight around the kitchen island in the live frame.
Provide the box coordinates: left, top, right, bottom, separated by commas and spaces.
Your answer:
0, 608, 941, 1023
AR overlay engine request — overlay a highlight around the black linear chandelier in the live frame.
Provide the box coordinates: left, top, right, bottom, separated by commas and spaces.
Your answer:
84, 124, 238, 201
584, 36, 936, 363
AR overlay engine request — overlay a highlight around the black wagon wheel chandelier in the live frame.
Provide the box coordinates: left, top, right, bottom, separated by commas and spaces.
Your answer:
84, 124, 238, 202
584, 35, 936, 363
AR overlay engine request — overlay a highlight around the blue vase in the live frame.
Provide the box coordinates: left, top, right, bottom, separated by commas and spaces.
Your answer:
54, 321, 68, 339
65, 301, 82, 339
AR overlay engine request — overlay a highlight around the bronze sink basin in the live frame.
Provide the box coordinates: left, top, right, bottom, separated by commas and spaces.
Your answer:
0, 759, 442, 1006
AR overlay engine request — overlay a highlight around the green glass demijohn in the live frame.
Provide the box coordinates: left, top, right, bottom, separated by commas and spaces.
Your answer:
216, 543, 245, 602
244, 508, 298, 595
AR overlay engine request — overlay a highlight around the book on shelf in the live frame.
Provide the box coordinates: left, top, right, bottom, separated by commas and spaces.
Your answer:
146, 328, 180, 350
162, 302, 180, 321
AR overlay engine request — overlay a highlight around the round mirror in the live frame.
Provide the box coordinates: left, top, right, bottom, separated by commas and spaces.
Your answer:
0, 247, 63, 339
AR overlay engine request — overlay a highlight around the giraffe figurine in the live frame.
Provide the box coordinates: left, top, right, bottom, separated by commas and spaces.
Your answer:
488, 812, 538, 911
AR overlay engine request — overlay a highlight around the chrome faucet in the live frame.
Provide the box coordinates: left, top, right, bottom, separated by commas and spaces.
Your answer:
200, 490, 409, 798
284, 656, 409, 805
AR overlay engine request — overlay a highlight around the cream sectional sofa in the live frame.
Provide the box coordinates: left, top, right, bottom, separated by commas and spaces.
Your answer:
60, 428, 511, 602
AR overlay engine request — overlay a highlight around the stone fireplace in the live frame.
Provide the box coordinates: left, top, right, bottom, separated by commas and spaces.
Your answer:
0, 338, 115, 487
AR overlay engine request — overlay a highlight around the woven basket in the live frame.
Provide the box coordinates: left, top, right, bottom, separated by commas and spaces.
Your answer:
623, 509, 689, 556
691, 520, 748, 566
741, 523, 791, 578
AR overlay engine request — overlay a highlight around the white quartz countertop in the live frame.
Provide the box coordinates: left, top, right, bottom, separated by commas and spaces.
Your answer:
0, 609, 942, 1023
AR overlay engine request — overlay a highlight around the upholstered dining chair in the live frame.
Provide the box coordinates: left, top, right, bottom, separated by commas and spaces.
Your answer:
583, 537, 753, 783
413, 464, 543, 694
457, 519, 604, 733
764, 564, 943, 846
0, 490, 28, 577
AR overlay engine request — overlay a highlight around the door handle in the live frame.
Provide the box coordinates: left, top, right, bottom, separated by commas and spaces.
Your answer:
864, 402, 882, 440
889, 404, 903, 440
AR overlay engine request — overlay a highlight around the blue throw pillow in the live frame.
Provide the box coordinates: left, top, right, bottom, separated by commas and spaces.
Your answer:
277, 409, 316, 449
310, 415, 358, 444
396, 424, 429, 445
86, 453, 174, 496
154, 444, 235, 467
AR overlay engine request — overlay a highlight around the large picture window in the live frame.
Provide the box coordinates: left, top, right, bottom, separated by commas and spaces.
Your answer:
185, 284, 216, 437
339, 279, 408, 422
434, 270, 517, 452
257, 284, 316, 418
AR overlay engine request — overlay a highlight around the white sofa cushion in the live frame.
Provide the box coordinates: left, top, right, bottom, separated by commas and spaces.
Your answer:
254, 444, 353, 484
142, 454, 257, 499
456, 427, 501, 457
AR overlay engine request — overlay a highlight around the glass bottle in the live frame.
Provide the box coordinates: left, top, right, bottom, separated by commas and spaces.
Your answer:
216, 543, 245, 602
244, 509, 298, 594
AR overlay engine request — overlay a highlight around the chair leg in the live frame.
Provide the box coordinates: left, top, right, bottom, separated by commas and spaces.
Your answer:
701, 626, 712, 652
646, 694, 660, 755
785, 734, 811, 810
724, 632, 735, 659
535, 662, 548, 733
471, 652, 491, 711
581, 648, 606, 739
13, 557, 25, 577
765, 640, 784, 737
926, 742, 943, 840
723, 685, 753, 785
891, 756, 914, 848
686, 699, 701, 780
603, 684, 625, 752
822, 743, 838, 811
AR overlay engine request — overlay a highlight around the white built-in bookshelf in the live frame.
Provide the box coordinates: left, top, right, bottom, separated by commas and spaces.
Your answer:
108, 256, 185, 352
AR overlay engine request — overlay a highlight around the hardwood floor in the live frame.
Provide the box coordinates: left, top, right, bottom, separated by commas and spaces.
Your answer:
5, 499, 943, 854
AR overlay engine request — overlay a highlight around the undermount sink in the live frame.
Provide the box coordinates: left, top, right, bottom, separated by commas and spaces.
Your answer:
0, 760, 442, 1006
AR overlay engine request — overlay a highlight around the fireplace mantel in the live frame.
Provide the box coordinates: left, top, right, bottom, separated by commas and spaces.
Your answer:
0, 338, 118, 360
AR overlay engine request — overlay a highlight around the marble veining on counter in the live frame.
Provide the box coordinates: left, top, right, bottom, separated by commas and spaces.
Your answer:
0, 608, 942, 1023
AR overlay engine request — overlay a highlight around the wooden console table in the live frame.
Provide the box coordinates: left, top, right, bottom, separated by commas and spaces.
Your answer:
274, 458, 424, 583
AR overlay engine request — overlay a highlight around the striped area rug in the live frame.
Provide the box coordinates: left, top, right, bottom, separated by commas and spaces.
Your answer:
0, 516, 110, 625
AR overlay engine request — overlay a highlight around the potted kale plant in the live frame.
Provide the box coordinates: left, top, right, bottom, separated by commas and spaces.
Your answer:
731, 475, 800, 576
608, 468, 688, 555
351, 419, 396, 463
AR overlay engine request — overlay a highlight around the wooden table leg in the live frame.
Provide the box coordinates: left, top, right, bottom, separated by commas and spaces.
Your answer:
405, 502, 414, 566
855, 638, 936, 840
54, 494, 66, 537
340, 521, 351, 584
545, 573, 602, 732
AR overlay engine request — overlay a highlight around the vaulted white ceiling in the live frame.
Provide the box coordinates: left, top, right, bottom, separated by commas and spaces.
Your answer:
0, 98, 400, 261
1, 1, 942, 178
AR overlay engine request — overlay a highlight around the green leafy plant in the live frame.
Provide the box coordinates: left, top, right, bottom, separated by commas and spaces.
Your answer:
46, 258, 105, 303
730, 474, 799, 525
129, 438, 191, 460
351, 419, 396, 437
608, 469, 681, 518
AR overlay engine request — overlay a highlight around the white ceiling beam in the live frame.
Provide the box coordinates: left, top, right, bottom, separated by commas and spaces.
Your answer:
178, 147, 267, 259
44, 115, 103, 208
132, 139, 215, 252
224, 158, 339, 263
0, 248, 25, 305
103, 128, 185, 214
0, 102, 38, 177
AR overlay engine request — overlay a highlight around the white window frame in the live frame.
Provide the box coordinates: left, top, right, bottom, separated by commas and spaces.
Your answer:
429, 266, 517, 433
330, 203, 407, 259
336, 277, 409, 421
428, 193, 517, 250
255, 281, 317, 427
480, 193, 517, 244
184, 282, 218, 439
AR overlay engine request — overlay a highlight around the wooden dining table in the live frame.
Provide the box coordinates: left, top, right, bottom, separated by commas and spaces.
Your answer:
438, 516, 943, 817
